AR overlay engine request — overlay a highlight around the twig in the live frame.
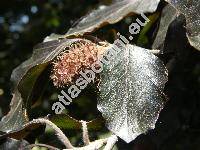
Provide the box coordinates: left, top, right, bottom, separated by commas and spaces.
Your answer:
103, 134, 118, 150
26, 143, 59, 150
26, 118, 118, 150
29, 118, 74, 149
81, 120, 90, 145
64, 138, 108, 150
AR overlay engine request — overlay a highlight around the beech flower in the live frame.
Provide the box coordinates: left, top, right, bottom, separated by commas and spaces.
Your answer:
51, 40, 107, 87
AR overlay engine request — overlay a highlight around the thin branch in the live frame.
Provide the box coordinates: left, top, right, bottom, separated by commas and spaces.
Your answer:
104, 134, 118, 150
26, 143, 59, 150
29, 118, 74, 149
64, 138, 108, 150
26, 118, 118, 150
81, 120, 90, 145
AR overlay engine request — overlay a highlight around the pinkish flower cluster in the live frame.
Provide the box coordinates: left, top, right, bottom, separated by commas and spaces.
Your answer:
51, 40, 106, 87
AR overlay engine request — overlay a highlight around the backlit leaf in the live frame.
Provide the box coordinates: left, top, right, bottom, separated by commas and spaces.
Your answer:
152, 4, 178, 49
165, 0, 200, 50
98, 44, 168, 143
66, 0, 160, 36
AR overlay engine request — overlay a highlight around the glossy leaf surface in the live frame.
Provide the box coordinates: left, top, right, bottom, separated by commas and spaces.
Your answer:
98, 44, 168, 143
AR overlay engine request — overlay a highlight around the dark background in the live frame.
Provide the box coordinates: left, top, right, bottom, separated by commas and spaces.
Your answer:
0, 0, 200, 150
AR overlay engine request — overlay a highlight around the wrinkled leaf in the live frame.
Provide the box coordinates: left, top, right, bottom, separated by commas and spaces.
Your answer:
66, 0, 160, 36
0, 120, 43, 140
152, 4, 178, 49
0, 90, 29, 133
98, 44, 168, 143
0, 38, 83, 132
165, 0, 200, 50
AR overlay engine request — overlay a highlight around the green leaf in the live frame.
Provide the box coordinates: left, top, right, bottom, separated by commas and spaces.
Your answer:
66, 0, 161, 36
87, 117, 105, 131
98, 44, 168, 143
50, 114, 82, 130
50, 114, 105, 131
137, 12, 160, 46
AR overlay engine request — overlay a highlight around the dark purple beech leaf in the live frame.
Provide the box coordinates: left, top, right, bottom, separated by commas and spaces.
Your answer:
0, 115, 104, 141
66, 0, 160, 36
0, 115, 83, 140
0, 38, 82, 133
152, 4, 178, 50
164, 0, 200, 50
0, 119, 42, 140
0, 138, 29, 150
98, 44, 168, 143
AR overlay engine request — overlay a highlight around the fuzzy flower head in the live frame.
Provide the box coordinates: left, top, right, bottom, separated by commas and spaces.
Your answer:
50, 39, 108, 87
